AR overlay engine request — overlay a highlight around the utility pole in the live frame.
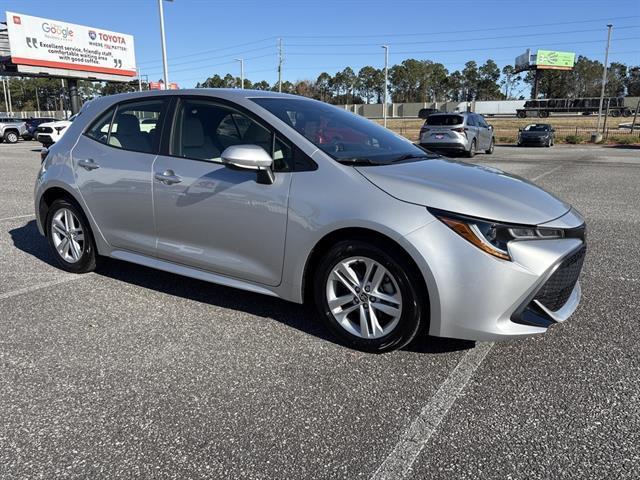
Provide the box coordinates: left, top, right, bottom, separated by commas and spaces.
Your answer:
137, 68, 143, 92
158, 0, 172, 90
595, 24, 613, 140
59, 78, 65, 117
277, 38, 283, 93
1, 78, 8, 114
35, 84, 41, 113
382, 45, 389, 128
3, 78, 13, 115
235, 58, 244, 89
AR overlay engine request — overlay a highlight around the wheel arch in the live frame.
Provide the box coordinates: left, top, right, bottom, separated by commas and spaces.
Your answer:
301, 227, 431, 316
39, 186, 82, 234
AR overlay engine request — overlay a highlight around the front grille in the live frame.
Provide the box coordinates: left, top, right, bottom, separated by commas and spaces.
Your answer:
38, 126, 53, 133
535, 245, 586, 311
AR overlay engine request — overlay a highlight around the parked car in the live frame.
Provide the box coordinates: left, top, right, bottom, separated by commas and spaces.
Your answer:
22, 117, 57, 141
517, 124, 555, 147
419, 112, 495, 157
36, 115, 76, 147
0, 117, 27, 144
35, 90, 586, 353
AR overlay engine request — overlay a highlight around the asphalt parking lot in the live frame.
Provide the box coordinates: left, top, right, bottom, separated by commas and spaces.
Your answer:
1, 142, 638, 479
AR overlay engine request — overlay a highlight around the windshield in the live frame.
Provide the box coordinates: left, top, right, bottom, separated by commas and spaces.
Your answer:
251, 97, 434, 165
523, 124, 550, 131
426, 114, 464, 126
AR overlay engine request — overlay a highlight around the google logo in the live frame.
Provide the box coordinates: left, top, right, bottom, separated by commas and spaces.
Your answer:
42, 23, 74, 39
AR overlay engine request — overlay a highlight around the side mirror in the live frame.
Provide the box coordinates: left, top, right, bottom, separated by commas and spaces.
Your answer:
221, 144, 275, 184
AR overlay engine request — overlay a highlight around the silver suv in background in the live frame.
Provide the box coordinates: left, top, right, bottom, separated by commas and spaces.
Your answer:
0, 117, 27, 144
419, 112, 495, 157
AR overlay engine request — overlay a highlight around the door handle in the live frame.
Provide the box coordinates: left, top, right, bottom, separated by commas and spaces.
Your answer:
78, 158, 100, 171
154, 170, 182, 185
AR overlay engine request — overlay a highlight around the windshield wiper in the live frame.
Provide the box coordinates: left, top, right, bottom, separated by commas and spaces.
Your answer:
392, 153, 433, 163
336, 157, 380, 166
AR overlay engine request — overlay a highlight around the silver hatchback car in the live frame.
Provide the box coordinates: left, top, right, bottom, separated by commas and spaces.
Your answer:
419, 112, 495, 157
35, 90, 586, 352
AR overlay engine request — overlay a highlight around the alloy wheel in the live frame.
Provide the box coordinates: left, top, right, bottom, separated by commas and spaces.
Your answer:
51, 208, 85, 263
325, 256, 403, 339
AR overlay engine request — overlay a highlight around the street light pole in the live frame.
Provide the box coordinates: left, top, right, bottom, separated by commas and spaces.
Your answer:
235, 58, 244, 89
157, 0, 172, 90
596, 24, 613, 136
277, 38, 283, 93
382, 45, 389, 128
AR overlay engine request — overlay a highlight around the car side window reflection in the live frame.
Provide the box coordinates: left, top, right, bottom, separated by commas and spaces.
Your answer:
171, 99, 291, 171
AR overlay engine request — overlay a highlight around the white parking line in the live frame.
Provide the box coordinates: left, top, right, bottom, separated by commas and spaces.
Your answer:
0, 274, 90, 301
370, 342, 493, 480
0, 213, 35, 222
370, 163, 565, 479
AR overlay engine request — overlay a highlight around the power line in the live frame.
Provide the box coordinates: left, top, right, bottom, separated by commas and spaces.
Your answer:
287, 25, 640, 47
283, 15, 640, 39
284, 37, 640, 56
136, 36, 278, 66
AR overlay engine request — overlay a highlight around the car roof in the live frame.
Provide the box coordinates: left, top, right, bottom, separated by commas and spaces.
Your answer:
99, 88, 308, 103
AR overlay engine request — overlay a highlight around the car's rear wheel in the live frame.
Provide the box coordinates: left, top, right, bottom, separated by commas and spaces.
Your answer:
485, 138, 495, 154
4, 131, 19, 144
314, 240, 425, 353
466, 138, 476, 158
46, 199, 100, 274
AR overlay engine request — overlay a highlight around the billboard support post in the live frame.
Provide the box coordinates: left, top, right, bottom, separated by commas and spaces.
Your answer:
2, 78, 8, 113
68, 78, 81, 115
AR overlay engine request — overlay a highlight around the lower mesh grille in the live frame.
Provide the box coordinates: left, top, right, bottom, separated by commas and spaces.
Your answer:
534, 245, 586, 311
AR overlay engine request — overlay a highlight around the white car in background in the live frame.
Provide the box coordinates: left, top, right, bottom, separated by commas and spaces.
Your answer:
37, 115, 76, 147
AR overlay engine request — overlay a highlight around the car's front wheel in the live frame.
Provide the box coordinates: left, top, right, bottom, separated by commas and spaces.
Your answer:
4, 131, 19, 144
314, 240, 425, 353
46, 199, 100, 273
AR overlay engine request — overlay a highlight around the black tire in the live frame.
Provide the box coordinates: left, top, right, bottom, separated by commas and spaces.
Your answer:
485, 138, 495, 154
622, 109, 632, 117
516, 111, 526, 118
313, 240, 426, 353
466, 138, 476, 158
4, 131, 19, 144
610, 110, 620, 118
539, 111, 549, 118
45, 198, 100, 274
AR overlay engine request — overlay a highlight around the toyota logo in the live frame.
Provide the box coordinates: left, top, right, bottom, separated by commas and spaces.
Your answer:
88, 30, 96, 40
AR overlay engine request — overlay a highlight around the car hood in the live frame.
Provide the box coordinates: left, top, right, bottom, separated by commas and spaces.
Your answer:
356, 158, 570, 225
39, 120, 71, 128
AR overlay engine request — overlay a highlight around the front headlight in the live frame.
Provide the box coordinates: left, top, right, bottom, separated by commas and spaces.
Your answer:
430, 209, 564, 261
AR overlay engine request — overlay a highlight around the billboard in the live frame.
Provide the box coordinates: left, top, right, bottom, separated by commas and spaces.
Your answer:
515, 49, 531, 71
5, 11, 136, 80
534, 50, 575, 70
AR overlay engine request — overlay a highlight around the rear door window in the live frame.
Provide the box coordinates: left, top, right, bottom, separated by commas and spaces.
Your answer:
426, 115, 464, 126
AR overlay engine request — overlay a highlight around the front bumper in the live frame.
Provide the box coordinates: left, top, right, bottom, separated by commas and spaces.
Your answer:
420, 142, 467, 151
519, 136, 549, 145
404, 209, 586, 341
37, 134, 55, 145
